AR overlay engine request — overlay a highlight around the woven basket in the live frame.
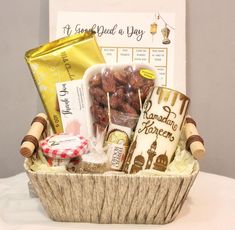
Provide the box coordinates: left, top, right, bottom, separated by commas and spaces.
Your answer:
24, 158, 199, 224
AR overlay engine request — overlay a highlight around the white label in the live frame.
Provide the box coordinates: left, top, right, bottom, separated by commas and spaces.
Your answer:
56, 80, 88, 137
106, 123, 132, 170
107, 143, 126, 170
50, 158, 70, 167
48, 134, 82, 150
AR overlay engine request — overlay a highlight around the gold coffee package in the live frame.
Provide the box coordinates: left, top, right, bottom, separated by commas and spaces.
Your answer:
25, 32, 105, 133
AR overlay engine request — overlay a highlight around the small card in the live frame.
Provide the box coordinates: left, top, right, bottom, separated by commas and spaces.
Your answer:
56, 80, 88, 137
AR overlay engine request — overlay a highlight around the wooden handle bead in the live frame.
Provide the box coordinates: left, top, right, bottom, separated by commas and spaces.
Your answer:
20, 113, 47, 158
184, 115, 205, 160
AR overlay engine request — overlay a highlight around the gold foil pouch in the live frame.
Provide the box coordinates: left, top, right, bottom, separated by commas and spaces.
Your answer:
25, 32, 105, 133
105, 123, 132, 171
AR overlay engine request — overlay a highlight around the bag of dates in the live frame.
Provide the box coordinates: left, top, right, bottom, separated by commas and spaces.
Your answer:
83, 63, 157, 138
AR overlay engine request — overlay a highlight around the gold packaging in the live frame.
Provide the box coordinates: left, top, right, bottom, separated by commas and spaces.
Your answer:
105, 123, 132, 171
25, 32, 105, 133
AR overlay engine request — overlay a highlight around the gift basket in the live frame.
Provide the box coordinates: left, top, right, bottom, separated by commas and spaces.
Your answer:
21, 32, 205, 224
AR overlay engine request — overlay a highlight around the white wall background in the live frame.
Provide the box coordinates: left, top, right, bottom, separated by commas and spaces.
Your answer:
0, 0, 234, 178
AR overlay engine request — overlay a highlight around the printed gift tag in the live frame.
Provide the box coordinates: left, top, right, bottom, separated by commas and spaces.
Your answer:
56, 80, 88, 137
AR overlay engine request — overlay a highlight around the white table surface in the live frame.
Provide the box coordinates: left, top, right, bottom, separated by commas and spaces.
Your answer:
0, 171, 235, 230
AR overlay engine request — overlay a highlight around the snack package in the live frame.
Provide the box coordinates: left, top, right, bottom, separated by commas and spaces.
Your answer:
105, 123, 132, 171
76, 151, 108, 174
70, 129, 109, 174
83, 63, 157, 138
25, 32, 105, 133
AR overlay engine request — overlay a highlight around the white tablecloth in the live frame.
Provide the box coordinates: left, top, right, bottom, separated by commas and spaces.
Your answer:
0, 172, 235, 230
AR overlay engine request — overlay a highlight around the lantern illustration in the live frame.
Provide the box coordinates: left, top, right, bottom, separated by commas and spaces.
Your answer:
150, 13, 158, 42
150, 22, 157, 35
161, 24, 171, 45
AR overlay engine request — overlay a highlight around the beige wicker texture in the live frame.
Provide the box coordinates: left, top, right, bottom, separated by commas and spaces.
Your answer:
25, 160, 199, 224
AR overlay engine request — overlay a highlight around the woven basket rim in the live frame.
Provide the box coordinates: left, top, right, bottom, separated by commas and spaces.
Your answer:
24, 158, 199, 179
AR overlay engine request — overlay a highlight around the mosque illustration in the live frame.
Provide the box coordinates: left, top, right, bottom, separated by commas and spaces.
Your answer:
129, 136, 169, 174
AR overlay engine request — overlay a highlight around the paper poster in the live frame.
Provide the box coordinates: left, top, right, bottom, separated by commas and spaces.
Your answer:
49, 0, 186, 93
